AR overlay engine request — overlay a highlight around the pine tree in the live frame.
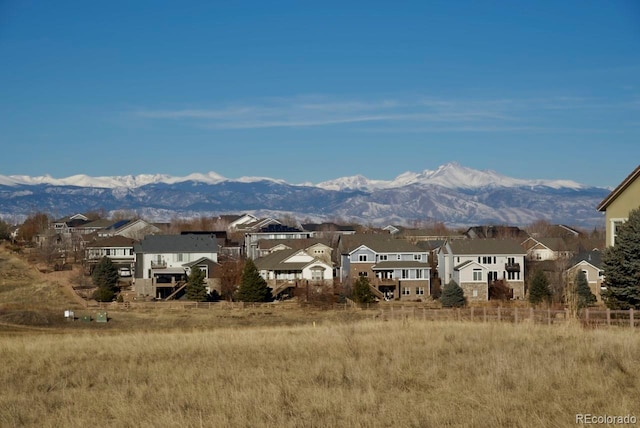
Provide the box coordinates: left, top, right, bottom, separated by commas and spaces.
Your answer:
441, 280, 466, 307
235, 259, 273, 302
185, 266, 207, 302
529, 269, 551, 306
575, 270, 596, 309
602, 208, 640, 309
352, 276, 376, 304
92, 257, 119, 302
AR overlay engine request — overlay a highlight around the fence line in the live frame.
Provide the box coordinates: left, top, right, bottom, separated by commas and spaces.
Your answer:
375, 307, 639, 328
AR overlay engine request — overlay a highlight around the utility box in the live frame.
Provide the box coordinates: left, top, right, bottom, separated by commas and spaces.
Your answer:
96, 312, 108, 323
80, 315, 92, 322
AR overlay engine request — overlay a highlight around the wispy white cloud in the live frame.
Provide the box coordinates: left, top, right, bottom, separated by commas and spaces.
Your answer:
132, 93, 635, 131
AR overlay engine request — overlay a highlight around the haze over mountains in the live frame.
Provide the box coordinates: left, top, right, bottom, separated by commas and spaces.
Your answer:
0, 163, 607, 228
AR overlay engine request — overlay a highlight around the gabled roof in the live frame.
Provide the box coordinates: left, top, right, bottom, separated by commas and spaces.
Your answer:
597, 164, 640, 212
134, 234, 218, 253
183, 257, 219, 268
254, 249, 331, 271
342, 234, 424, 254
524, 237, 568, 252
570, 250, 603, 270
454, 260, 487, 271
448, 239, 526, 256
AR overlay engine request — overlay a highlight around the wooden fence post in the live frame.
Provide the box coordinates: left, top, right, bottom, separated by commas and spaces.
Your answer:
631, 308, 635, 328
607, 308, 611, 326
423, 307, 426, 321
498, 306, 501, 322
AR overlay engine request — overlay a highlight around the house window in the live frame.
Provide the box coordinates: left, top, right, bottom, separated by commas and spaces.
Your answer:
414, 254, 422, 261
416, 287, 425, 296
311, 268, 324, 281
106, 249, 111, 256
457, 257, 460, 263
473, 270, 482, 281
416, 269, 423, 279
582, 270, 589, 281
177, 253, 184, 262
397, 254, 401, 260
402, 287, 411, 296
536, 253, 542, 260
379, 255, 388, 261
473, 290, 478, 297
402, 269, 409, 279
612, 220, 625, 246
359, 254, 368, 262
358, 271, 368, 277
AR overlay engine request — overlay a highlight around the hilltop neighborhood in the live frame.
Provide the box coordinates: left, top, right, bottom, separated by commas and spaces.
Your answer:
2, 164, 639, 308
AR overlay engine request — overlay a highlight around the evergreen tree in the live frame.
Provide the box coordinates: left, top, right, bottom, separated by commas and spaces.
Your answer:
529, 269, 551, 305
441, 280, 466, 307
92, 257, 119, 302
352, 276, 376, 304
235, 259, 272, 302
575, 270, 596, 309
602, 208, 640, 309
185, 266, 207, 302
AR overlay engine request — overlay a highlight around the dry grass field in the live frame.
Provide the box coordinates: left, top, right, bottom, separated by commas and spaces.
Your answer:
1, 246, 639, 427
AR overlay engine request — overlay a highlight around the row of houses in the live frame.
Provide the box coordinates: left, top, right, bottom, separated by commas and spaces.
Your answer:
31, 164, 640, 303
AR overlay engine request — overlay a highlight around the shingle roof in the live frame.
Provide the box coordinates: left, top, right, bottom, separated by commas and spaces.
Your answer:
86, 236, 137, 248
258, 238, 332, 250
570, 250, 603, 269
134, 235, 219, 253
372, 261, 430, 270
254, 249, 330, 271
448, 239, 526, 255
342, 235, 423, 254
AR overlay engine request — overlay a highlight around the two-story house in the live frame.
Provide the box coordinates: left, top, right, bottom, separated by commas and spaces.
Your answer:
438, 239, 526, 301
254, 248, 334, 298
133, 234, 219, 299
245, 224, 312, 260
340, 235, 430, 301
597, 164, 640, 247
85, 236, 136, 272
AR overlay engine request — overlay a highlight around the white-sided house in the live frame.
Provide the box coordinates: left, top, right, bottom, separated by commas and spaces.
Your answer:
245, 223, 312, 260
340, 235, 430, 301
257, 238, 333, 263
521, 237, 572, 261
133, 234, 218, 299
254, 249, 333, 299
85, 236, 136, 271
438, 239, 526, 301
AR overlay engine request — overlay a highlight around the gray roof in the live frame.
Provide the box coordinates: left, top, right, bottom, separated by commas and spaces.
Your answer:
258, 238, 332, 250
86, 236, 137, 248
570, 250, 603, 269
448, 239, 525, 255
342, 234, 424, 254
134, 234, 219, 253
372, 261, 431, 270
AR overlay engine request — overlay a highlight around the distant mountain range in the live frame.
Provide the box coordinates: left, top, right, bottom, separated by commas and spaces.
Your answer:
0, 163, 608, 228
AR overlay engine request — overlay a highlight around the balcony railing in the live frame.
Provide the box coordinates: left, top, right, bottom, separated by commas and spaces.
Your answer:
505, 263, 520, 273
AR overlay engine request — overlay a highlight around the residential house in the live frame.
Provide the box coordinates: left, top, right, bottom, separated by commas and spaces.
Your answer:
245, 224, 312, 260
254, 248, 334, 298
597, 164, 640, 247
438, 239, 526, 301
340, 235, 430, 301
521, 237, 572, 261
464, 225, 529, 240
133, 234, 219, 299
96, 218, 161, 240
565, 250, 605, 303
85, 236, 137, 271
257, 238, 334, 264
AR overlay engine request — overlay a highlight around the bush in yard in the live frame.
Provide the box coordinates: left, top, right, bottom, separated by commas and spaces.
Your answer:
441, 280, 466, 307
235, 259, 272, 302
352, 276, 377, 304
92, 257, 119, 302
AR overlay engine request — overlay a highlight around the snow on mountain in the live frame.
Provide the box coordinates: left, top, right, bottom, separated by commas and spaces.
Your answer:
316, 162, 585, 191
0, 162, 586, 191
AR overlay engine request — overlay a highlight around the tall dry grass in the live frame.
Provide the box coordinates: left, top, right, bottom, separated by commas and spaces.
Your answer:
0, 320, 638, 427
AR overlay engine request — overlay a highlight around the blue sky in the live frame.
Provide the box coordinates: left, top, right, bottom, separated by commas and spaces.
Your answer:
1, 0, 639, 188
